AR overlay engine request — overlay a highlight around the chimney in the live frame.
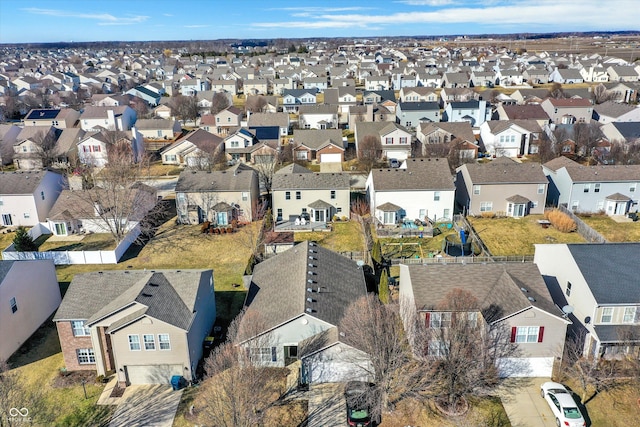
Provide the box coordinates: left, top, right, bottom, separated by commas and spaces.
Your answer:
107, 109, 116, 130
94, 201, 102, 216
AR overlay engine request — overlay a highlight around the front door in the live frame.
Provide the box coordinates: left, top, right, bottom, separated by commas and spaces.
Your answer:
2, 214, 12, 226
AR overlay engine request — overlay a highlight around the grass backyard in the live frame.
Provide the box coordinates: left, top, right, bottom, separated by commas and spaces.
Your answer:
578, 214, 640, 242
295, 220, 365, 253
38, 233, 117, 252
468, 215, 586, 256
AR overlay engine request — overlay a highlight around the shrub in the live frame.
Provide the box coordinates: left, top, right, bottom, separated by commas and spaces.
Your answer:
333, 215, 340, 222
480, 212, 496, 219
341, 216, 348, 221
230, 219, 238, 229
201, 221, 211, 233
13, 226, 37, 251
545, 209, 577, 233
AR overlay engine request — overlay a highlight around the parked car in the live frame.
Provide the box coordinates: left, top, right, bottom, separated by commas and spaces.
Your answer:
389, 158, 400, 168
540, 382, 586, 427
345, 381, 374, 427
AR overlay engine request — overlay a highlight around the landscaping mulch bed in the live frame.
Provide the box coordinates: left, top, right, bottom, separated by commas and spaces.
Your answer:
110, 385, 126, 398
52, 370, 96, 388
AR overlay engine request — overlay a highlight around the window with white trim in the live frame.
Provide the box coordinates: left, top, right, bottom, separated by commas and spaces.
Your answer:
76, 348, 95, 364
601, 307, 613, 323
584, 184, 590, 193
128, 334, 141, 351
434, 191, 440, 201
428, 340, 448, 357
10, 297, 17, 314
594, 183, 600, 193
480, 202, 493, 212
330, 190, 336, 200
566, 282, 572, 297
296, 191, 301, 200
285, 191, 291, 200
630, 183, 636, 192
143, 334, 155, 350
623, 307, 636, 323
429, 312, 451, 328
158, 334, 171, 350
515, 326, 540, 343
242, 192, 249, 202
537, 184, 545, 194
473, 185, 481, 195
71, 320, 90, 336
250, 347, 276, 363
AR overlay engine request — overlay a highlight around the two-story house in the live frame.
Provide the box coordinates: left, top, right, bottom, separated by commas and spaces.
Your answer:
534, 243, 640, 359
366, 158, 455, 224
399, 262, 570, 377
213, 106, 243, 135
298, 105, 339, 130
443, 100, 491, 127
79, 106, 137, 132
542, 156, 640, 215
456, 157, 548, 217
53, 269, 216, 386
0, 170, 66, 227
354, 121, 413, 161
175, 163, 259, 225
282, 89, 318, 113
479, 120, 543, 158
395, 102, 441, 129
272, 172, 350, 223
540, 98, 593, 125
23, 108, 80, 129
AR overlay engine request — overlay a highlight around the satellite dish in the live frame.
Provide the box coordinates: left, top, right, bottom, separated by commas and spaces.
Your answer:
356, 260, 365, 268
562, 305, 574, 315
301, 318, 308, 325
584, 316, 591, 324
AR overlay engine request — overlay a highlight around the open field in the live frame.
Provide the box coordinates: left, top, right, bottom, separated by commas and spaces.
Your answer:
578, 214, 640, 242
468, 215, 586, 256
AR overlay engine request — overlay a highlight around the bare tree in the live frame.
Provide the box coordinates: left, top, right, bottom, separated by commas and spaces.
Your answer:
210, 92, 231, 115
536, 131, 560, 163
0, 360, 51, 426
278, 143, 294, 165
69, 143, 156, 245
196, 309, 288, 427
339, 295, 418, 419
169, 94, 199, 124
253, 155, 277, 196
573, 122, 603, 159
245, 95, 268, 114
592, 83, 616, 104
130, 96, 150, 119
547, 83, 566, 99
31, 130, 59, 169
358, 135, 382, 173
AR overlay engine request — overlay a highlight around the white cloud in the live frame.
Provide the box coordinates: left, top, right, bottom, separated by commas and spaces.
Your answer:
22, 8, 148, 25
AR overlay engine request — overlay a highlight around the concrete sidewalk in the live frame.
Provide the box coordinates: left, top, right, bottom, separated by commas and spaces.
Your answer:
108, 385, 183, 427
499, 377, 557, 427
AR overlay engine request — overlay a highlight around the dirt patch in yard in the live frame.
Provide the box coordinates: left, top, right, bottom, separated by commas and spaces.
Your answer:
52, 370, 96, 388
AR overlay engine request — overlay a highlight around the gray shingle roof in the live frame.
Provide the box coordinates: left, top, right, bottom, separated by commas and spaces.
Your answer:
239, 241, 367, 342
370, 158, 455, 191
593, 324, 640, 343
461, 157, 547, 184
0, 261, 16, 284
547, 158, 640, 183
176, 163, 256, 192
0, 170, 52, 195
404, 263, 559, 321
567, 243, 640, 304
294, 129, 343, 150
275, 163, 313, 174
54, 270, 209, 331
273, 172, 350, 190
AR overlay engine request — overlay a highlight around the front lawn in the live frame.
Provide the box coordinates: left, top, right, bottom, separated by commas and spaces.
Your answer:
578, 214, 640, 242
468, 215, 586, 256
295, 220, 365, 253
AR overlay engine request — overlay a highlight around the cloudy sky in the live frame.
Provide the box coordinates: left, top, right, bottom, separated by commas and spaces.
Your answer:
0, 0, 636, 44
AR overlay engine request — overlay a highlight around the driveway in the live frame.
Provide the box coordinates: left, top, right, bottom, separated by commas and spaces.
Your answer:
499, 377, 557, 427
108, 385, 183, 427
307, 383, 347, 427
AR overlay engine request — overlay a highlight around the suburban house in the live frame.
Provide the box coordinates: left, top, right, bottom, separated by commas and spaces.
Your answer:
365, 75, 391, 91
479, 120, 543, 158
0, 260, 61, 361
247, 112, 290, 137
592, 101, 640, 124
125, 86, 162, 106
298, 105, 339, 130
272, 172, 350, 223
443, 100, 491, 127
12, 125, 60, 170
0, 170, 66, 227
237, 241, 371, 384
0, 124, 22, 165
175, 163, 259, 225
77, 129, 145, 167
456, 157, 548, 217
366, 158, 455, 225
494, 104, 551, 128
395, 102, 441, 128
399, 262, 570, 377
135, 118, 182, 141
46, 184, 157, 237
534, 243, 640, 359
599, 121, 640, 145
606, 65, 640, 83
213, 106, 243, 135
542, 156, 640, 215
23, 108, 80, 129
282, 88, 318, 113
79, 106, 137, 132
548, 68, 584, 84
540, 98, 593, 124
53, 269, 216, 386
293, 129, 345, 163
160, 129, 224, 168
223, 128, 276, 165
398, 87, 438, 103
416, 122, 478, 158
354, 121, 413, 161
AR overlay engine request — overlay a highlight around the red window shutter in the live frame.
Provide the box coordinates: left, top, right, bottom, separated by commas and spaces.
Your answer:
510, 327, 517, 343
538, 326, 545, 343
425, 312, 431, 328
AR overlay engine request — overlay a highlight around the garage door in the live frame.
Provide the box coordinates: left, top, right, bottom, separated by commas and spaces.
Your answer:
125, 364, 184, 384
386, 150, 408, 161
321, 153, 342, 163
497, 357, 554, 378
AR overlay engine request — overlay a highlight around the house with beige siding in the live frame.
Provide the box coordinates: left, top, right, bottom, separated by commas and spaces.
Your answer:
0, 260, 61, 361
272, 172, 350, 223
456, 157, 548, 217
534, 243, 640, 359
399, 262, 570, 377
53, 269, 215, 386
0, 170, 66, 227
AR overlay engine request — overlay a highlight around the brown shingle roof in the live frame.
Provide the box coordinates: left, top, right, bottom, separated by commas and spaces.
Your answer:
461, 157, 547, 184
371, 158, 454, 191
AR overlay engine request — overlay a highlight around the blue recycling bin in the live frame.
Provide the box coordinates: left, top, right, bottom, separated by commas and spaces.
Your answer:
171, 375, 187, 391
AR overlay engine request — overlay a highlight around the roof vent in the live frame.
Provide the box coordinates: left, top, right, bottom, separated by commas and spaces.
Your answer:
306, 297, 315, 303
308, 263, 317, 268
520, 287, 528, 293
307, 287, 314, 293
305, 307, 313, 313
308, 271, 316, 276
141, 292, 153, 297
307, 279, 316, 284
150, 283, 159, 287
308, 256, 317, 260
528, 296, 536, 302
